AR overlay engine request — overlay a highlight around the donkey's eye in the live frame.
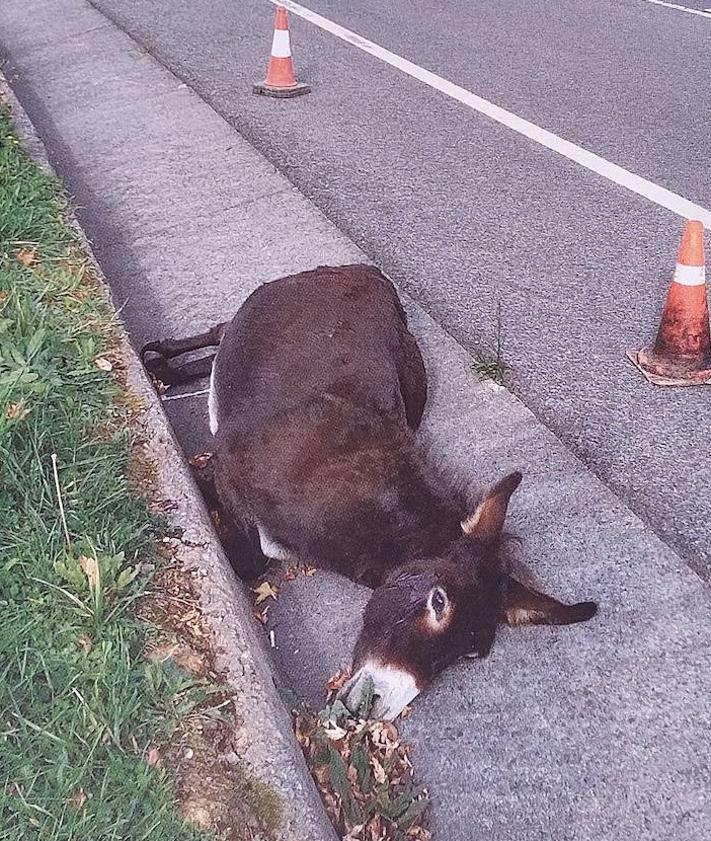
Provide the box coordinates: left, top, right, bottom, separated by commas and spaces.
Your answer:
429, 587, 448, 617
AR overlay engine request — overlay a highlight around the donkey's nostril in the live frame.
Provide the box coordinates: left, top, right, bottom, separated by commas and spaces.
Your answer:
337, 661, 420, 721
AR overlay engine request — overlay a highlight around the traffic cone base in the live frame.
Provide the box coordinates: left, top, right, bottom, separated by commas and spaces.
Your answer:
626, 349, 711, 387
252, 79, 311, 98
253, 6, 310, 98
629, 219, 711, 387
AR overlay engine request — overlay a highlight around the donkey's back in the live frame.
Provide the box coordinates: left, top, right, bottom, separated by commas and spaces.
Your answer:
210, 264, 426, 437
209, 265, 434, 581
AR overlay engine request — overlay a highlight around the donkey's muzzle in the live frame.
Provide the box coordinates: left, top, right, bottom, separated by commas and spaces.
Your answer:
337, 660, 420, 721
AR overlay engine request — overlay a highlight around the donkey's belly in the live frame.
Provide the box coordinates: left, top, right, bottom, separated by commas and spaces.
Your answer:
256, 523, 295, 562
208, 364, 220, 435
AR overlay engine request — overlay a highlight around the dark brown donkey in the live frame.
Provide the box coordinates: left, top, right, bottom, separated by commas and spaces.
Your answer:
142, 264, 596, 720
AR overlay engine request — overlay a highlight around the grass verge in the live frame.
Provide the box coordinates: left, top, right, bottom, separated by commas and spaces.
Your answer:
0, 102, 225, 839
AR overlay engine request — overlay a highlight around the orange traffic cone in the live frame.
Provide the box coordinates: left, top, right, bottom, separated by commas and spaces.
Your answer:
253, 6, 310, 98
628, 220, 711, 386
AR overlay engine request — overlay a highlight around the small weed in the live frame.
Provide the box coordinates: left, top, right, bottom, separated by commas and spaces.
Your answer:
471, 357, 506, 384
471, 301, 506, 384
293, 696, 430, 841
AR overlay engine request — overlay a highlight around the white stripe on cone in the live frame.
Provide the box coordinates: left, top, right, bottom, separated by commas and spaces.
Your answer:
673, 263, 706, 286
271, 28, 292, 57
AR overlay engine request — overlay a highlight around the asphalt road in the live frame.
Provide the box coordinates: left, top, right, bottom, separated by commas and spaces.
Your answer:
85, 0, 711, 579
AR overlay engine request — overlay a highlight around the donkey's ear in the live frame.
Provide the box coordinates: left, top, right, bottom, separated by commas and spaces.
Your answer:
461, 471, 522, 545
501, 576, 597, 626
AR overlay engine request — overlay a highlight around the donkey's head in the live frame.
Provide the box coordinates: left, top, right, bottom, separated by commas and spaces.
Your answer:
338, 471, 522, 720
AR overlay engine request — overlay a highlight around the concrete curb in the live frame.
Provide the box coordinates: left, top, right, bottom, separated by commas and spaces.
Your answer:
1, 72, 337, 841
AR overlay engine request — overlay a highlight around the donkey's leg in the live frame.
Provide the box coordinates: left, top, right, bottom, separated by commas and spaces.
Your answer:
149, 353, 217, 386
191, 456, 268, 579
219, 518, 270, 580
141, 322, 227, 386
501, 577, 597, 626
141, 322, 227, 363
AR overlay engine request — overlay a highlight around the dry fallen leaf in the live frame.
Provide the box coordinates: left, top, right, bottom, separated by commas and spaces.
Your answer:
293, 715, 314, 748
16, 248, 38, 267
254, 605, 270, 625
188, 452, 213, 469
284, 563, 318, 581
366, 815, 385, 841
70, 788, 87, 810
5, 402, 28, 421
295, 697, 429, 841
94, 356, 113, 372
325, 668, 351, 694
322, 722, 348, 741
370, 721, 399, 751
77, 634, 93, 654
252, 581, 279, 605
406, 827, 432, 840
370, 755, 387, 785
79, 555, 100, 590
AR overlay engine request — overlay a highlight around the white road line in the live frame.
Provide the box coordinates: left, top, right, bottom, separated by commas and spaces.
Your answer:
271, 0, 711, 228
639, 0, 711, 19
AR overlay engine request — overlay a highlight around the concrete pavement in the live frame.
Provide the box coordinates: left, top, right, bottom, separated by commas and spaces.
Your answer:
78, 0, 711, 580
2, 1, 711, 839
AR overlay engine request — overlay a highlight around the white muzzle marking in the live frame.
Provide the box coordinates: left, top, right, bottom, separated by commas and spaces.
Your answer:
338, 660, 420, 721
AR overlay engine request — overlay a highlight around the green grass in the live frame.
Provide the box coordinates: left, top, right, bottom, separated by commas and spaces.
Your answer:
471, 356, 505, 384
471, 302, 506, 385
0, 107, 211, 840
